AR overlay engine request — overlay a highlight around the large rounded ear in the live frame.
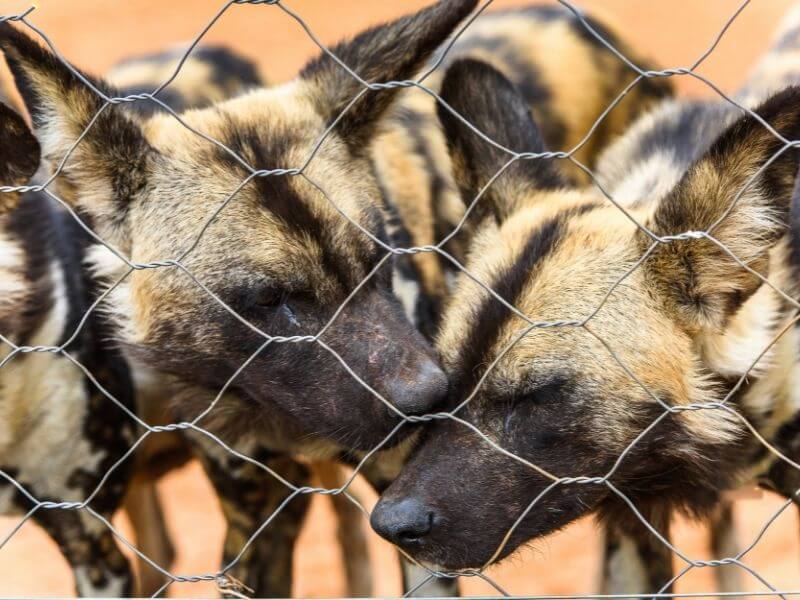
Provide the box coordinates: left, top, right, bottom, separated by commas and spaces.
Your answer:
0, 24, 155, 240
436, 58, 569, 228
300, 0, 478, 152
646, 87, 800, 331
0, 100, 39, 213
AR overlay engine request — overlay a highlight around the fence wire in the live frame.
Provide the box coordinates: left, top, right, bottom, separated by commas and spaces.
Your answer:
0, 0, 798, 598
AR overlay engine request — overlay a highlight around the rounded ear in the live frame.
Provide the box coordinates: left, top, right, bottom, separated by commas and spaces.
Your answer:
0, 23, 155, 239
300, 0, 478, 152
646, 87, 800, 331
436, 58, 569, 227
0, 100, 39, 213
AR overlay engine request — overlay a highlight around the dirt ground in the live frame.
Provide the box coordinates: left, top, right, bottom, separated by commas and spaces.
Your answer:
0, 0, 799, 597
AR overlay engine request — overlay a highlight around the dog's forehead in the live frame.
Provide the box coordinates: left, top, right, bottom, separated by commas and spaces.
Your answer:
132, 82, 385, 275
440, 198, 688, 397
144, 82, 324, 160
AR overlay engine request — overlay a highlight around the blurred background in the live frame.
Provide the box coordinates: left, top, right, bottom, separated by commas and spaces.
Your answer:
0, 0, 799, 597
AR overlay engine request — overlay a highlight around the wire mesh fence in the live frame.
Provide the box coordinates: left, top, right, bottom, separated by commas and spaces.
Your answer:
0, 0, 799, 597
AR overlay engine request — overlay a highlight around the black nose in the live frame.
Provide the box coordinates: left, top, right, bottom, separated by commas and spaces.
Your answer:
371, 497, 436, 548
388, 359, 448, 415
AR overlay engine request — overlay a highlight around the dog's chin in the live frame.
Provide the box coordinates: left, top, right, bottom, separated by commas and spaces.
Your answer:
405, 546, 493, 572
407, 528, 533, 572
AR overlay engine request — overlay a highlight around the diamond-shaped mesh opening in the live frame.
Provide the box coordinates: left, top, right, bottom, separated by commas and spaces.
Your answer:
0, 0, 798, 597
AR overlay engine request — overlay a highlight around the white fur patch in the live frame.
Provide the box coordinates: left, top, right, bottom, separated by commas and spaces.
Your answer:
0, 229, 26, 320
605, 151, 685, 207
84, 242, 137, 343
393, 268, 422, 326
74, 565, 129, 598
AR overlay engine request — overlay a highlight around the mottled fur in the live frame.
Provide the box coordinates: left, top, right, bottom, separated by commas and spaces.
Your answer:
106, 45, 262, 117
0, 103, 136, 596
0, 3, 673, 596
376, 6, 672, 337
106, 45, 379, 598
374, 42, 800, 589
0, 3, 480, 597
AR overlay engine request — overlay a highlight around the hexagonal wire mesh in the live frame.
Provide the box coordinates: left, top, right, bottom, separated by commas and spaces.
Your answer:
0, 0, 798, 597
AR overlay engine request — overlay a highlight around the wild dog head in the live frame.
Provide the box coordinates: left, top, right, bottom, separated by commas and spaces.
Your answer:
372, 59, 800, 568
0, 0, 479, 450
0, 101, 41, 338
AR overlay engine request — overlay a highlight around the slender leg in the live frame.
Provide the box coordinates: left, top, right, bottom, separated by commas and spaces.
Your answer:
600, 513, 674, 599
34, 509, 133, 597
124, 477, 176, 596
193, 439, 311, 598
315, 461, 373, 597
26, 368, 136, 597
763, 433, 800, 572
709, 502, 742, 596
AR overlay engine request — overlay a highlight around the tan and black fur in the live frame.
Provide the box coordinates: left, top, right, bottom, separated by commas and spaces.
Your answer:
106, 44, 263, 117
376, 6, 672, 338
107, 45, 380, 597
0, 3, 671, 596
373, 22, 800, 596
0, 2, 480, 596
0, 101, 138, 596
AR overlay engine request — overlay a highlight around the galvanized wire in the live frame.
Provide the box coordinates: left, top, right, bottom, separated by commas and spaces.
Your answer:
0, 0, 797, 598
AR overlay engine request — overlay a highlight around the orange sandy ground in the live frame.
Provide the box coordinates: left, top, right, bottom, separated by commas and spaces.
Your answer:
0, 0, 799, 596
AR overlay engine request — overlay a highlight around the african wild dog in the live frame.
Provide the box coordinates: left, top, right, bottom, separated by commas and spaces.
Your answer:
109, 44, 315, 597
372, 47, 800, 596
108, 44, 377, 598
0, 2, 671, 596
593, 8, 800, 593
0, 1, 478, 595
0, 45, 263, 598
368, 6, 672, 594
106, 44, 264, 116
0, 101, 136, 595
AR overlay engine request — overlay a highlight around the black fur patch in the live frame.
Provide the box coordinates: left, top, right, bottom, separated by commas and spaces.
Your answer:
193, 46, 262, 89
0, 102, 39, 188
438, 58, 567, 225
116, 45, 263, 117
5, 192, 55, 345
300, 0, 479, 151
788, 167, 800, 279
451, 215, 566, 396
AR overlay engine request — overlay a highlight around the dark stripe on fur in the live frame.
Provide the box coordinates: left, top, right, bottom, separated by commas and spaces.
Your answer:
451, 214, 568, 395
216, 121, 365, 292
5, 192, 55, 345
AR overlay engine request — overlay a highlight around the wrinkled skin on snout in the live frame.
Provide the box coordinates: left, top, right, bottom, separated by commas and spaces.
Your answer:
136, 272, 447, 451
